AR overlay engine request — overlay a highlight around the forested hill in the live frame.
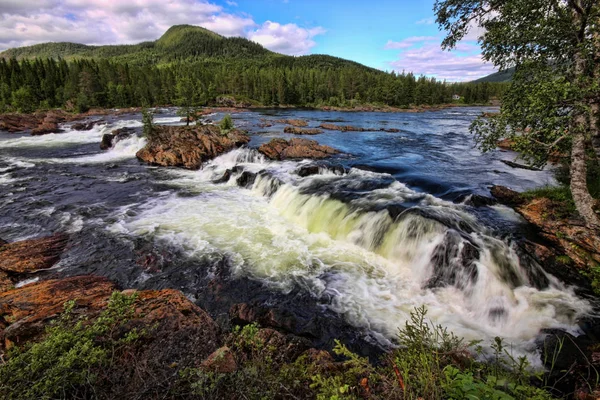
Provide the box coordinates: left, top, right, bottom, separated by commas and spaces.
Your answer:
0, 25, 371, 70
0, 25, 505, 113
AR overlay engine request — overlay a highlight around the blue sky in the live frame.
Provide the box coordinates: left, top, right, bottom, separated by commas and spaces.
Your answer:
0, 0, 495, 81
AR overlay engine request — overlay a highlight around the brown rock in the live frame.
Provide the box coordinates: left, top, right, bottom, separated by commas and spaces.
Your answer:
517, 198, 600, 269
71, 120, 104, 131
31, 110, 69, 136
100, 133, 115, 150
0, 275, 115, 348
201, 346, 237, 373
0, 113, 42, 133
0, 234, 68, 293
258, 138, 340, 160
136, 125, 250, 169
490, 185, 524, 206
284, 126, 323, 135
276, 119, 308, 127
319, 123, 372, 132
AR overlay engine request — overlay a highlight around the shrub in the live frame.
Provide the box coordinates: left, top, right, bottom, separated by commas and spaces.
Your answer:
0, 291, 140, 400
141, 107, 155, 138
219, 113, 234, 135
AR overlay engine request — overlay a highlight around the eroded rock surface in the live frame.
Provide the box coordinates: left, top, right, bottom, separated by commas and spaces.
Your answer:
258, 138, 340, 160
136, 125, 250, 169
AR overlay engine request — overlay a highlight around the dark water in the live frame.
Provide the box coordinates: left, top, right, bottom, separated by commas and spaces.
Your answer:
0, 107, 591, 363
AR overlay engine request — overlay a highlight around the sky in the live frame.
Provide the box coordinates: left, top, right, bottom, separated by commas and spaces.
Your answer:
0, 0, 496, 81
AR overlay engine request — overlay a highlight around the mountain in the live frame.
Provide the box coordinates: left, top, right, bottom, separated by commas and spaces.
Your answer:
0, 25, 373, 70
471, 68, 514, 83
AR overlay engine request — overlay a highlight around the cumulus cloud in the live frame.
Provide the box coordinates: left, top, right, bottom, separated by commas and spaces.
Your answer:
0, 0, 324, 56
248, 21, 325, 56
385, 35, 495, 82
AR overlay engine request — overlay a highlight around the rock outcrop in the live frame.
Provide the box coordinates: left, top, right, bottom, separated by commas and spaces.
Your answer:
71, 120, 105, 131
258, 138, 340, 160
100, 127, 136, 150
319, 123, 374, 132
276, 119, 308, 127
31, 111, 67, 135
491, 185, 600, 272
0, 234, 68, 293
283, 126, 323, 135
136, 125, 250, 169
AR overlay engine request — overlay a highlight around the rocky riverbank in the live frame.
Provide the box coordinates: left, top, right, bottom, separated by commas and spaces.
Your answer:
0, 108, 141, 135
1, 233, 597, 399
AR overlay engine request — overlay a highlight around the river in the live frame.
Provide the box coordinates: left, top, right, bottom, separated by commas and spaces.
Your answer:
0, 107, 591, 365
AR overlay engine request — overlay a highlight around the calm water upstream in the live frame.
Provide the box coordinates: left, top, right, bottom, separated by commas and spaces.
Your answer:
0, 107, 592, 364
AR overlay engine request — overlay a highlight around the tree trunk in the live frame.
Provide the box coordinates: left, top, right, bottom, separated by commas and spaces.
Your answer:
571, 123, 600, 230
591, 29, 600, 163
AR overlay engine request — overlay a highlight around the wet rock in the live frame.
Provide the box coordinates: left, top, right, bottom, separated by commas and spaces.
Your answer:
100, 134, 115, 150
501, 159, 542, 171
296, 163, 346, 177
0, 234, 69, 293
276, 119, 308, 127
284, 126, 323, 135
213, 169, 232, 184
201, 346, 237, 373
100, 127, 136, 150
297, 165, 320, 177
381, 128, 401, 133
490, 185, 525, 206
319, 123, 374, 132
236, 171, 257, 188
71, 120, 104, 131
136, 125, 250, 169
464, 194, 497, 207
258, 138, 340, 161
426, 231, 480, 290
31, 111, 66, 135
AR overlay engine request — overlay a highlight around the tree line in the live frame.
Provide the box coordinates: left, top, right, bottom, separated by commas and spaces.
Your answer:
0, 57, 505, 113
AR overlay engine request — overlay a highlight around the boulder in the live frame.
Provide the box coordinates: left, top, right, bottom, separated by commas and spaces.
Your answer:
136, 125, 250, 169
284, 126, 323, 135
0, 275, 221, 361
0, 234, 68, 293
258, 138, 340, 160
497, 138, 515, 150
31, 110, 68, 136
100, 134, 115, 150
71, 120, 104, 131
201, 346, 237, 373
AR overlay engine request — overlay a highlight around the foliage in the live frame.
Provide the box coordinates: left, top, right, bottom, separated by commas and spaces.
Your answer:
10, 86, 36, 113
141, 107, 155, 138
219, 113, 234, 134
0, 24, 506, 114
0, 291, 141, 400
434, 0, 600, 228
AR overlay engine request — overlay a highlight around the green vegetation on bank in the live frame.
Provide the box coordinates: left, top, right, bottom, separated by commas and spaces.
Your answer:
0, 25, 505, 113
1, 294, 584, 399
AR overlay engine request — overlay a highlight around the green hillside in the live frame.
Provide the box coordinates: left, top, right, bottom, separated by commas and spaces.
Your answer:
0, 24, 503, 113
0, 25, 370, 70
471, 68, 514, 83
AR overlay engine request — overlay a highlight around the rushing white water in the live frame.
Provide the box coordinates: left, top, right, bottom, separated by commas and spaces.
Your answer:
107, 148, 591, 363
0, 119, 142, 149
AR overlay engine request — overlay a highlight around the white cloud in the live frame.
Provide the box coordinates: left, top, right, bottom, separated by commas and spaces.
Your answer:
248, 21, 325, 56
226, 0, 238, 6
0, 0, 324, 55
384, 36, 438, 50
415, 17, 435, 25
386, 36, 495, 81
